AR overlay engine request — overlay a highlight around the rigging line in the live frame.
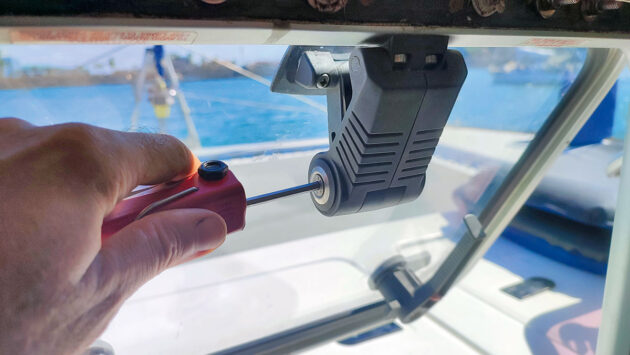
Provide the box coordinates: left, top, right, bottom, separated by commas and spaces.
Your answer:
178, 46, 328, 113
76, 45, 130, 69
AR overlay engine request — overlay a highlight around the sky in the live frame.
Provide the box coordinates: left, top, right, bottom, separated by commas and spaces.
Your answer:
0, 44, 288, 72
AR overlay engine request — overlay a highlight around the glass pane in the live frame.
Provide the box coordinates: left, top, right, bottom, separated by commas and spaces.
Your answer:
0, 45, 327, 148
0, 45, 591, 353
613, 66, 630, 139
449, 48, 586, 133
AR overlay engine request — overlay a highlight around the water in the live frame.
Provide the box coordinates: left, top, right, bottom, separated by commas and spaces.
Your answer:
0, 77, 329, 147
1, 68, 629, 147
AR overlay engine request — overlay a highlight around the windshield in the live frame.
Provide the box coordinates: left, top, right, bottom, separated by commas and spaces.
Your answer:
1, 44, 618, 354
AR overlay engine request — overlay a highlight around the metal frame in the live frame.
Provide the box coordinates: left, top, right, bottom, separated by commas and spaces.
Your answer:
466, 48, 627, 277
1, 14, 629, 352
1, 0, 630, 35
2, 20, 630, 49
596, 51, 630, 355
214, 301, 396, 355
213, 48, 626, 354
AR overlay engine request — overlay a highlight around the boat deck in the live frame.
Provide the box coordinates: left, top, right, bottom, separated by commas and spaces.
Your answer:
100, 127, 603, 354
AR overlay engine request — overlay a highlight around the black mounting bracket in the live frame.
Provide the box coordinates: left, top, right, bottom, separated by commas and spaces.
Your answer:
272, 35, 468, 216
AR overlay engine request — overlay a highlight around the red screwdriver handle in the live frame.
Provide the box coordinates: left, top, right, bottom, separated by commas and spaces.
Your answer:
101, 161, 247, 241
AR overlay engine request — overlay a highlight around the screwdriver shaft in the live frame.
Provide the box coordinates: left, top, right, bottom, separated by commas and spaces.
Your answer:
246, 181, 321, 206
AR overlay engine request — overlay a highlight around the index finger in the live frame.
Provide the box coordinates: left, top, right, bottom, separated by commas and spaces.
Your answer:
49, 123, 200, 205
107, 130, 201, 198
118, 131, 200, 183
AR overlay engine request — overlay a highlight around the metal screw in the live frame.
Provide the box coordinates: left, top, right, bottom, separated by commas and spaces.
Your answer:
309, 166, 330, 205
580, 0, 620, 21
581, 0, 598, 20
537, 0, 580, 18
471, 0, 506, 17
307, 0, 349, 13
553, 0, 579, 6
599, 0, 621, 10
316, 74, 330, 89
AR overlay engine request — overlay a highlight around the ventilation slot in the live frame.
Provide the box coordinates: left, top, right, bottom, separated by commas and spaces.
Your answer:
396, 128, 442, 181
408, 148, 435, 158
349, 112, 403, 149
336, 113, 402, 185
411, 138, 439, 149
411, 128, 442, 148
414, 128, 443, 138
402, 166, 426, 173
343, 133, 393, 172
338, 131, 391, 186
336, 146, 354, 183
398, 173, 424, 181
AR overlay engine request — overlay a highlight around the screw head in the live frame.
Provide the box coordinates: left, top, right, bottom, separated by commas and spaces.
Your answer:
316, 74, 330, 89
599, 0, 621, 10
309, 165, 330, 205
537, 0, 556, 18
307, 0, 349, 12
198, 160, 228, 181
537, 0, 579, 19
555, 0, 579, 5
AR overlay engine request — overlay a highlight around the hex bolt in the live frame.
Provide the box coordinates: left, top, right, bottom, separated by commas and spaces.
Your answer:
599, 0, 621, 10
580, 0, 620, 21
581, 0, 599, 20
316, 74, 330, 89
307, 0, 348, 13
553, 0, 579, 6
537, 0, 580, 18
471, 0, 506, 17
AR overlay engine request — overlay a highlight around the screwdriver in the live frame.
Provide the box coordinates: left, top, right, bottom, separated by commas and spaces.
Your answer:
101, 160, 322, 240
246, 181, 321, 206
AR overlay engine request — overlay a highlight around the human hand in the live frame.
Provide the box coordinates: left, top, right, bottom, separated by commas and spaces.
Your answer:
0, 118, 227, 354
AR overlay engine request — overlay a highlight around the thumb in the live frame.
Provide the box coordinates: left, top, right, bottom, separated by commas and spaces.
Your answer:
96, 209, 226, 293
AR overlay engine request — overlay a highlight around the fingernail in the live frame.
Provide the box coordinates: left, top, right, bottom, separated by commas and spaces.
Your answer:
194, 214, 227, 251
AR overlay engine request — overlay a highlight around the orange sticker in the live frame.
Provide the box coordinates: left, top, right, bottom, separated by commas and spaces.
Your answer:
521, 38, 585, 47
10, 29, 197, 44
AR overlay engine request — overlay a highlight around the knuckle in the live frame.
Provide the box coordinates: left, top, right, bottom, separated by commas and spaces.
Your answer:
0, 117, 30, 130
163, 134, 189, 157
155, 133, 190, 159
52, 123, 99, 149
145, 133, 191, 169
46, 123, 117, 196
